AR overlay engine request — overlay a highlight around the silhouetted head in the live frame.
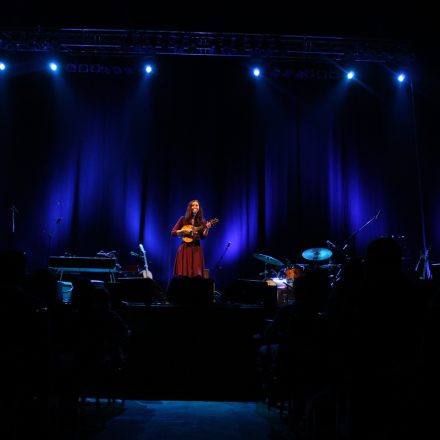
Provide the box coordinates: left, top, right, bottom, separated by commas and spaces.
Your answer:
0, 250, 27, 284
90, 284, 111, 311
294, 269, 330, 310
339, 257, 365, 284
71, 277, 94, 310
30, 268, 57, 306
366, 237, 402, 280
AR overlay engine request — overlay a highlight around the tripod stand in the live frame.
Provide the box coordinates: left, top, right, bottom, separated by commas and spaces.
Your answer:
415, 248, 432, 280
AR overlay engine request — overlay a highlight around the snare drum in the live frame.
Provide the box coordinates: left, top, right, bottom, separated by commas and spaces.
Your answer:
284, 265, 303, 280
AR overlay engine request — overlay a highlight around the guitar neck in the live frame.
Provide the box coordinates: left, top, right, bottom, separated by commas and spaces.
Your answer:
139, 244, 149, 270
192, 218, 217, 230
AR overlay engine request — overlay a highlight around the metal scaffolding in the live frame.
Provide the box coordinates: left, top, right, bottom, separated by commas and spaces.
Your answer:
0, 27, 415, 63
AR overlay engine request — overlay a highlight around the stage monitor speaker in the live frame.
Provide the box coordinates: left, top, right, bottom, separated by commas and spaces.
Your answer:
167, 277, 214, 305
106, 278, 162, 306
223, 279, 277, 308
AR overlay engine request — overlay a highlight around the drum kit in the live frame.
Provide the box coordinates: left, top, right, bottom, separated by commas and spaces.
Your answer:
253, 247, 341, 303
253, 247, 335, 278
251, 212, 384, 302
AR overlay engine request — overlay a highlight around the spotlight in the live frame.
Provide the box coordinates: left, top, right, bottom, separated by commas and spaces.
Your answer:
252, 67, 261, 78
144, 64, 153, 75
0, 62, 6, 71
346, 70, 355, 80
397, 73, 406, 83
49, 62, 58, 72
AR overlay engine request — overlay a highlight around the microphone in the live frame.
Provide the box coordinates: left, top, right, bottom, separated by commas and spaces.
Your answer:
374, 209, 381, 221
227, 241, 231, 247
326, 240, 338, 251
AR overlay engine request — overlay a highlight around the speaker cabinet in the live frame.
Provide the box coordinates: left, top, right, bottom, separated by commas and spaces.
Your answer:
106, 277, 163, 306
222, 279, 277, 308
167, 277, 214, 305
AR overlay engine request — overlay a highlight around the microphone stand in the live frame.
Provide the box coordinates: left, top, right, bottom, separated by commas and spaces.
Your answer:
46, 218, 63, 263
211, 242, 231, 278
340, 210, 381, 256
260, 261, 268, 281
11, 205, 18, 233
8, 204, 19, 250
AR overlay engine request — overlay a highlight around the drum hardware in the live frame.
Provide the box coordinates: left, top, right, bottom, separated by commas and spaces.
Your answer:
278, 264, 305, 281
252, 253, 283, 267
302, 247, 333, 261
285, 266, 303, 279
269, 277, 295, 305
253, 253, 283, 281
320, 263, 341, 269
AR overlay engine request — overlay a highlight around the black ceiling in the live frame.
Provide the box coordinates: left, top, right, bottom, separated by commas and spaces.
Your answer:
0, 5, 434, 41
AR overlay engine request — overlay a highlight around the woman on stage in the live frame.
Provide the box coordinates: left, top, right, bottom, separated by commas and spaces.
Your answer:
171, 200, 213, 278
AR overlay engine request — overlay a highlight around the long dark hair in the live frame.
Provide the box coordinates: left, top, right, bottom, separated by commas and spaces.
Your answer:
184, 199, 204, 225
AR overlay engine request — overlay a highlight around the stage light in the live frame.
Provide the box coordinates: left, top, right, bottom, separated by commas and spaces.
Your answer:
346, 70, 355, 80
397, 73, 406, 83
144, 64, 153, 74
0, 62, 6, 71
252, 67, 261, 78
49, 62, 59, 72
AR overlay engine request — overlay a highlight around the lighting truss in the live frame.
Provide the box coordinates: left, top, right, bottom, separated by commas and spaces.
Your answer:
0, 27, 415, 63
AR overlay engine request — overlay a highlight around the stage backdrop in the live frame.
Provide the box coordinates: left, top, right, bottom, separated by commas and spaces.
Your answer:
0, 56, 436, 288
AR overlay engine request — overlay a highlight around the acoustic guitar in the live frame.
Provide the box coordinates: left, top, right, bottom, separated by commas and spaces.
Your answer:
181, 218, 219, 243
139, 243, 153, 279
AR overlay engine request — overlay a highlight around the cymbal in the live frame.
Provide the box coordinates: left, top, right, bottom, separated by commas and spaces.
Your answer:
252, 253, 283, 267
302, 248, 332, 261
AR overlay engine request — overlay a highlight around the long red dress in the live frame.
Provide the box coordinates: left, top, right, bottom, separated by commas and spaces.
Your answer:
171, 216, 207, 277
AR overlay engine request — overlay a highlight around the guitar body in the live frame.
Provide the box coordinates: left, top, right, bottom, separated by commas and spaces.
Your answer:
181, 218, 219, 243
141, 269, 153, 279
181, 225, 198, 243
